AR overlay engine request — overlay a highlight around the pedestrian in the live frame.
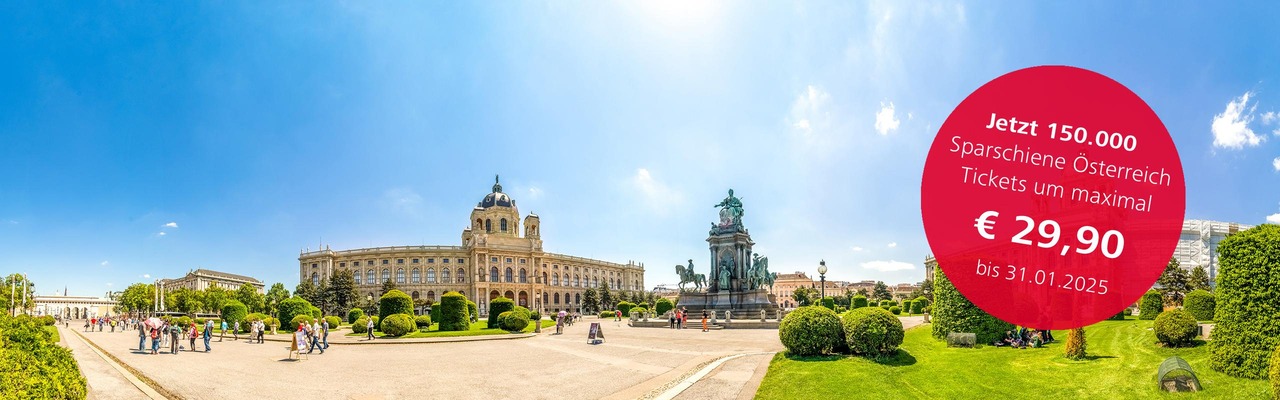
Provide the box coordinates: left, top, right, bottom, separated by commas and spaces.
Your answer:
615, 310, 621, 321
555, 314, 564, 334
169, 323, 180, 354
233, 320, 240, 341
308, 320, 324, 354
701, 311, 708, 332
188, 322, 198, 352
365, 317, 375, 341
203, 319, 213, 352
84, 319, 91, 332
150, 325, 161, 354
679, 308, 687, 329
321, 318, 330, 350
220, 319, 228, 342
110, 319, 115, 332
669, 311, 676, 329
256, 320, 265, 343
137, 321, 147, 351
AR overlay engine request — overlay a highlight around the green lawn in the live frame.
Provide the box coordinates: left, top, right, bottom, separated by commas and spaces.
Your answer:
756, 320, 1269, 399
343, 319, 556, 339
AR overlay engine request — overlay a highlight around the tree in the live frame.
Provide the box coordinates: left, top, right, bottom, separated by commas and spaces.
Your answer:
1064, 327, 1087, 360
203, 286, 229, 314
599, 282, 614, 311
313, 278, 333, 315
856, 287, 869, 297
118, 283, 155, 315
1189, 265, 1212, 292
234, 283, 264, 313
919, 278, 934, 302
1157, 257, 1190, 306
931, 268, 1013, 344
792, 287, 817, 307
872, 281, 892, 301
2, 273, 37, 313
582, 288, 600, 313
295, 280, 318, 306
380, 279, 398, 296
265, 283, 290, 317
327, 269, 358, 315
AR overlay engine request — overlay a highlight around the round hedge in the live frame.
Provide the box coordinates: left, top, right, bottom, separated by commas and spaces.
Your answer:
264, 317, 279, 329
220, 300, 247, 328
529, 309, 541, 322
778, 306, 844, 356
1154, 309, 1198, 347
415, 314, 432, 329
629, 307, 648, 319
371, 315, 380, 327
429, 301, 442, 327
308, 306, 322, 319
277, 296, 314, 331
175, 316, 192, 328
617, 301, 634, 316
1184, 289, 1215, 321
324, 316, 341, 328
655, 298, 674, 316
488, 297, 515, 328
1138, 290, 1163, 320
912, 297, 929, 314
289, 314, 315, 330
439, 291, 471, 332
347, 308, 364, 324
466, 300, 479, 322
852, 296, 868, 309
888, 306, 902, 315
380, 314, 415, 337
498, 308, 531, 331
1211, 224, 1280, 378
242, 313, 267, 332
599, 311, 614, 319
378, 290, 414, 322
842, 307, 904, 356
352, 316, 369, 334
931, 269, 1012, 344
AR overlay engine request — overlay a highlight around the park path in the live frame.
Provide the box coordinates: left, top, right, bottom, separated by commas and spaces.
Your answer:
59, 325, 163, 400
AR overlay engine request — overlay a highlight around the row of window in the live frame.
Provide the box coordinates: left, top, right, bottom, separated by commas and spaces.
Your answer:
325, 257, 467, 269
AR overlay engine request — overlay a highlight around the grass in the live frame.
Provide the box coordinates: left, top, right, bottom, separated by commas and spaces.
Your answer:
343, 319, 556, 339
756, 320, 1270, 399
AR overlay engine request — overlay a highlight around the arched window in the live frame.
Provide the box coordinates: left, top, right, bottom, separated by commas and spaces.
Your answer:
500, 218, 508, 232
411, 291, 420, 299
311, 272, 319, 286
490, 267, 499, 283
554, 293, 560, 304
552, 273, 560, 286
411, 269, 421, 284
542, 292, 548, 305
489, 290, 500, 301
485, 219, 492, 233
457, 268, 465, 283
505, 268, 513, 283
441, 268, 451, 283
575, 293, 581, 304
519, 268, 528, 283
542, 272, 548, 284
427, 291, 435, 301
381, 269, 391, 283
592, 277, 598, 287
562, 274, 569, 286
426, 268, 437, 283
574, 275, 580, 287
354, 271, 362, 285
396, 268, 406, 284
504, 290, 515, 299
366, 270, 375, 285
518, 291, 528, 307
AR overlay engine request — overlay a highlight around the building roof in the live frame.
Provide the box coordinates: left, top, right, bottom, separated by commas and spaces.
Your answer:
478, 175, 515, 209
163, 268, 263, 284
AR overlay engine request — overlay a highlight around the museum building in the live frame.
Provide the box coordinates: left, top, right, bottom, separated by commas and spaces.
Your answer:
297, 176, 645, 315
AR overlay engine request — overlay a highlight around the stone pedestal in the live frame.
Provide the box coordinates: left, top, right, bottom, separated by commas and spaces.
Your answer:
676, 289, 779, 319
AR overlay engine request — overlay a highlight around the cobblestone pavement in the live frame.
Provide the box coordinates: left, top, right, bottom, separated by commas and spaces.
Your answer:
77, 317, 783, 400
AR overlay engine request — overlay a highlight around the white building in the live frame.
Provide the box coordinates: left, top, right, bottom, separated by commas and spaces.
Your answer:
1175, 219, 1253, 286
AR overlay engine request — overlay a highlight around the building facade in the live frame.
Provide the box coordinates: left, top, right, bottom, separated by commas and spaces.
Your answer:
34, 295, 117, 319
772, 272, 812, 309
1175, 219, 1253, 285
297, 176, 645, 315
159, 269, 265, 293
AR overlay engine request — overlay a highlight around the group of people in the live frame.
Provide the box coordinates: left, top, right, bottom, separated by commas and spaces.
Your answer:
137, 319, 213, 355
297, 319, 330, 354
996, 326, 1054, 349
83, 317, 125, 332
667, 307, 690, 329
554, 310, 581, 334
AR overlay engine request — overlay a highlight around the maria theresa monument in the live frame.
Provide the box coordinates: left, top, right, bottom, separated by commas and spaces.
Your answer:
675, 189, 780, 316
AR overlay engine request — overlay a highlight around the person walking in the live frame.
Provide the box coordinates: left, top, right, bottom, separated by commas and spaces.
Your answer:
188, 322, 199, 352
701, 311, 708, 332
84, 319, 91, 332
365, 317, 375, 341
137, 321, 147, 351
256, 320, 265, 343
220, 320, 228, 342
306, 321, 323, 354
615, 310, 621, 321
150, 325, 161, 355
169, 323, 180, 354
233, 320, 240, 341
321, 318, 330, 350
203, 319, 214, 352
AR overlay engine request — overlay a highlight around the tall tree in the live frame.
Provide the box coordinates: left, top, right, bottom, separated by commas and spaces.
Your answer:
203, 285, 229, 314
1157, 257, 1190, 306
792, 286, 816, 307
234, 283, 264, 313
2, 273, 36, 313
856, 287, 869, 297
919, 278, 934, 302
327, 269, 358, 315
1188, 265, 1212, 292
581, 288, 600, 313
118, 283, 155, 315
313, 278, 333, 315
295, 280, 318, 305
872, 281, 892, 301
599, 282, 614, 310
379, 279, 398, 296
265, 283, 290, 317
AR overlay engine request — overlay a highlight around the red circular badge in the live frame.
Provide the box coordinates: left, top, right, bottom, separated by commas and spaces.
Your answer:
921, 66, 1185, 330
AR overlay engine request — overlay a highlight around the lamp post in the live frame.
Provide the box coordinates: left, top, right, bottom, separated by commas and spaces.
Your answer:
817, 260, 828, 300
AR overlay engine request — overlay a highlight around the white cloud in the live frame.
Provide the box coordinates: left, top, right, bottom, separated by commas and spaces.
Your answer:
381, 188, 424, 216
860, 260, 916, 272
162, 222, 178, 228
632, 168, 682, 214
1268, 213, 1280, 224
851, 246, 864, 252
100, 261, 109, 266
789, 85, 831, 137
887, 242, 897, 248
875, 101, 901, 135
528, 186, 544, 200
140, 274, 151, 279
105, 283, 113, 287
157, 231, 167, 236
1273, 156, 1280, 172
1263, 111, 1278, 125
1212, 91, 1265, 149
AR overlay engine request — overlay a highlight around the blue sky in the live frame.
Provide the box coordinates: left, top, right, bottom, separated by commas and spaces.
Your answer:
3, 1, 1279, 296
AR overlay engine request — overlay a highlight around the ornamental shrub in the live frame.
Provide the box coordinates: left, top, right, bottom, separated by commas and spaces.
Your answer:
529, 309, 541, 322
488, 297, 515, 328
1184, 289, 1215, 321
878, 300, 892, 308
498, 308, 531, 331
842, 307, 905, 356
352, 316, 369, 334
778, 306, 844, 356
347, 308, 364, 324
175, 316, 192, 327
1124, 308, 1133, 316
371, 315, 380, 328
37, 315, 55, 326
439, 291, 470, 332
821, 297, 836, 310
912, 297, 929, 314
466, 300, 479, 322
1108, 309, 1126, 321
1064, 327, 1087, 360
221, 300, 248, 328
1270, 344, 1280, 399
380, 314, 415, 337
1154, 309, 1199, 347
1212, 225, 1280, 378
324, 316, 341, 328
308, 306, 322, 319
852, 296, 869, 309
378, 290, 414, 323
1138, 290, 1163, 320
264, 317, 279, 330
0, 315, 87, 399
617, 301, 634, 317
629, 307, 648, 319
289, 314, 315, 330
888, 306, 902, 315
931, 269, 1013, 344
277, 296, 314, 331
242, 313, 267, 332
430, 301, 442, 327
655, 298, 675, 316
417, 314, 437, 330
599, 311, 614, 319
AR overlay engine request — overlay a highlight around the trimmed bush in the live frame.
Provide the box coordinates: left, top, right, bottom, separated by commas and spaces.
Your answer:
242, 313, 267, 332
221, 300, 248, 328
175, 316, 192, 327
1124, 308, 1133, 316
629, 307, 648, 319
37, 315, 56, 326
842, 307, 905, 356
931, 269, 1013, 344
324, 316, 341, 328
912, 297, 929, 314
498, 308, 531, 331
347, 308, 364, 324
488, 297, 515, 328
1138, 290, 1163, 320
599, 311, 614, 319
466, 300, 479, 323
352, 316, 369, 334
1270, 344, 1280, 399
308, 306, 322, 319
264, 317, 279, 330
821, 297, 836, 310
529, 309, 541, 322
852, 295, 868, 309
1108, 309, 1127, 321
439, 291, 470, 332
430, 301, 442, 327
1154, 309, 1199, 347
878, 300, 892, 308
289, 314, 315, 330
655, 298, 675, 316
617, 301, 634, 317
371, 315, 380, 327
277, 296, 314, 331
1064, 327, 1086, 360
379, 314, 415, 337
1212, 225, 1280, 379
778, 306, 844, 356
1184, 289, 1215, 321
888, 306, 902, 315
0, 315, 87, 399
378, 290, 414, 323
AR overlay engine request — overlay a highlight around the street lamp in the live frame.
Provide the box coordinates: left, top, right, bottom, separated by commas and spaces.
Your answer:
817, 260, 828, 300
